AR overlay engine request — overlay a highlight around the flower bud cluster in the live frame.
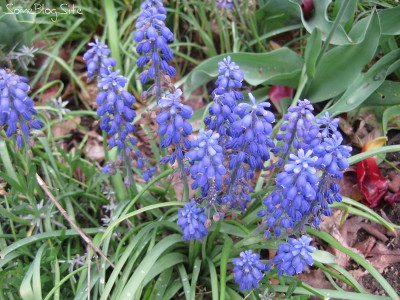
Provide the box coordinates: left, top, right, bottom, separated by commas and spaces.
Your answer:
0, 68, 43, 148
259, 149, 320, 238
259, 101, 351, 238
232, 235, 316, 290
311, 113, 352, 226
83, 40, 117, 79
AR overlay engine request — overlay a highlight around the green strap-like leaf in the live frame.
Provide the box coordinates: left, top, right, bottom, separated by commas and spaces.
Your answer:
326, 49, 400, 115
184, 49, 303, 95
306, 10, 381, 102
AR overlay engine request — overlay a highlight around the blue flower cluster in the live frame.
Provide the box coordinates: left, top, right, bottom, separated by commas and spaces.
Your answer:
134, 0, 175, 86
156, 89, 193, 165
84, 40, 155, 183
186, 129, 226, 196
232, 235, 316, 290
216, 0, 234, 9
272, 99, 319, 168
223, 93, 275, 209
177, 202, 208, 241
0, 68, 43, 148
259, 148, 320, 238
134, 0, 193, 171
233, 250, 265, 291
259, 100, 352, 239
178, 58, 275, 238
83, 39, 117, 79
204, 56, 244, 139
273, 235, 316, 276
311, 113, 352, 225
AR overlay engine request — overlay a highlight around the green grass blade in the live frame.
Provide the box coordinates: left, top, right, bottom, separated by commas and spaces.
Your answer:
219, 235, 233, 300
270, 284, 391, 300
103, 0, 121, 68
206, 258, 219, 300
120, 235, 182, 299
0, 228, 101, 258
189, 257, 202, 300
348, 145, 400, 165
178, 264, 191, 300
149, 267, 172, 300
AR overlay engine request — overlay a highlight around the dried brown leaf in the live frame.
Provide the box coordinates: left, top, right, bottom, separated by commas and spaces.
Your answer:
52, 117, 81, 138
85, 138, 105, 161
367, 242, 400, 272
297, 269, 334, 290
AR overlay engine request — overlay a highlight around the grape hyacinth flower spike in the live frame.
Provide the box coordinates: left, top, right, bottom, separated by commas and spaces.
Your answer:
272, 99, 319, 168
273, 235, 316, 276
134, 0, 175, 92
310, 113, 352, 226
0, 68, 43, 149
205, 56, 244, 139
233, 250, 265, 291
156, 88, 193, 167
186, 128, 226, 197
177, 202, 208, 241
83, 40, 155, 183
83, 39, 117, 79
222, 93, 275, 209
259, 147, 320, 238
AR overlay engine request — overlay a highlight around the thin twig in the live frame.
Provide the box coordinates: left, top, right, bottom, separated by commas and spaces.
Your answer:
36, 174, 115, 269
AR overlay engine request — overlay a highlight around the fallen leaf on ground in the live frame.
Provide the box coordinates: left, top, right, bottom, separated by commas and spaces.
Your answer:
357, 137, 389, 207
367, 242, 400, 273
340, 168, 363, 201
384, 192, 400, 205
85, 138, 105, 161
268, 85, 293, 113
297, 269, 334, 290
353, 236, 376, 256
52, 117, 81, 137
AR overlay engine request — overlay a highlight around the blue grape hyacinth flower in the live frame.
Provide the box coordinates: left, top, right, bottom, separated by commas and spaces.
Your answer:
259, 149, 320, 238
273, 235, 316, 276
0, 68, 43, 148
83, 40, 155, 183
309, 114, 352, 226
233, 250, 265, 291
96, 70, 137, 152
156, 88, 193, 166
83, 39, 117, 79
186, 129, 226, 196
177, 202, 208, 240
134, 0, 175, 86
223, 93, 275, 209
216, 0, 234, 9
272, 99, 320, 167
205, 56, 244, 138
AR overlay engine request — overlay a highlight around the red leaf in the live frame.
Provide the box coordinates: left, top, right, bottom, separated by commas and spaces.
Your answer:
384, 192, 400, 205
301, 0, 314, 20
356, 138, 389, 208
269, 85, 293, 113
